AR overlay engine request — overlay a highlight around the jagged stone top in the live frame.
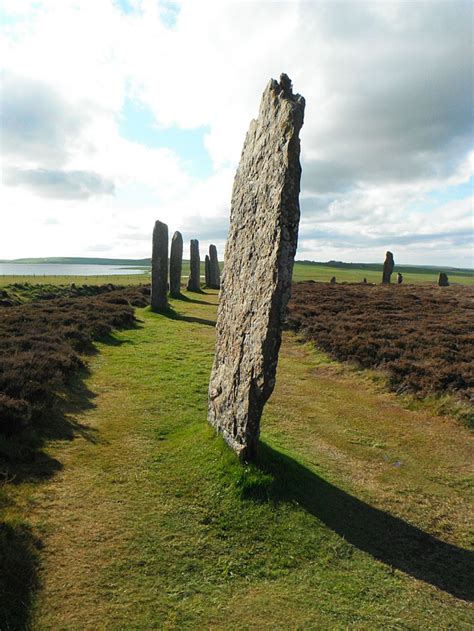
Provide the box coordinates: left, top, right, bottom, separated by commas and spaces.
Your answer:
270, 73, 305, 106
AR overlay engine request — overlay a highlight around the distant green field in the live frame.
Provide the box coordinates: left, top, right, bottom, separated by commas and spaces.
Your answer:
0, 274, 151, 287
292, 262, 474, 285
0, 260, 472, 287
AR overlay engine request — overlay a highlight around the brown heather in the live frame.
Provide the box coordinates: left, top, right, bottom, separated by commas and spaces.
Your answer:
0, 284, 151, 435
287, 282, 474, 402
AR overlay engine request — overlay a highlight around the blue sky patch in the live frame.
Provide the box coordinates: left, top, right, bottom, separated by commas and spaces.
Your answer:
113, 0, 180, 26
408, 176, 473, 213
160, 1, 180, 28
119, 97, 213, 179
114, 0, 135, 15
0, 6, 26, 26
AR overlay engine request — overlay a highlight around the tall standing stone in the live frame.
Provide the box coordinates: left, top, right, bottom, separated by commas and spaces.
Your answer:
151, 220, 168, 311
186, 239, 201, 292
208, 244, 221, 289
204, 254, 211, 287
208, 74, 305, 460
169, 231, 183, 297
438, 272, 449, 286
382, 251, 394, 284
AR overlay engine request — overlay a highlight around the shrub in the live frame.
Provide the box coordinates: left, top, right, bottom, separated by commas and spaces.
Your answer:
287, 283, 474, 402
0, 286, 150, 437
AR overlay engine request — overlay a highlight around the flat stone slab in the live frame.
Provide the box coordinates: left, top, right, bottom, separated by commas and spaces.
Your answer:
208, 74, 305, 460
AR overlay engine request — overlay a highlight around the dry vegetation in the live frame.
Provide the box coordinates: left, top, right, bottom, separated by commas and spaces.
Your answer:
287, 282, 474, 404
1, 287, 473, 628
0, 284, 150, 436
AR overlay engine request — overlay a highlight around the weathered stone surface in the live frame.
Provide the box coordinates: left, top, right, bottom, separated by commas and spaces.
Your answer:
151, 220, 168, 311
438, 272, 449, 286
208, 244, 221, 289
186, 239, 201, 292
208, 73, 305, 460
204, 254, 211, 287
169, 231, 183, 297
382, 251, 394, 284
397, 272, 403, 284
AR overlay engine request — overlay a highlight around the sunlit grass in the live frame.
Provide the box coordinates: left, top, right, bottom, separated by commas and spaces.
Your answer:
1, 290, 472, 629
292, 262, 474, 285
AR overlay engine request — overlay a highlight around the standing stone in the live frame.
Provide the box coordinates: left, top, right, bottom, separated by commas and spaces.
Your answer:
151, 220, 168, 311
382, 251, 394, 284
169, 231, 183, 297
186, 239, 201, 292
330, 276, 336, 284
205, 254, 211, 286
397, 272, 403, 284
438, 272, 449, 286
208, 244, 221, 289
208, 73, 305, 460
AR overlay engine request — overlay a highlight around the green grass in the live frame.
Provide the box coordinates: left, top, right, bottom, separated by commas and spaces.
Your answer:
0, 274, 151, 287
1, 291, 473, 629
292, 261, 474, 285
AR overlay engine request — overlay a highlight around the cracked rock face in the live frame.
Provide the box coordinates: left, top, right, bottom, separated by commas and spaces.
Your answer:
151, 220, 168, 311
169, 231, 183, 297
382, 251, 394, 284
208, 74, 305, 460
187, 239, 201, 292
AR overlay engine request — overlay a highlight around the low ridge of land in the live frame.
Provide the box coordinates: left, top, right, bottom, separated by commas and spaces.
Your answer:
0, 257, 151, 266
1, 287, 472, 629
1, 260, 473, 288
2, 257, 472, 277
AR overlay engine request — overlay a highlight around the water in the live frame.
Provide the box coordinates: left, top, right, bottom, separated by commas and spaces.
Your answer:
0, 263, 149, 277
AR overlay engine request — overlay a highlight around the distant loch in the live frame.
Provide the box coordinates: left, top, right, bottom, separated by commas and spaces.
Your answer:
0, 263, 148, 276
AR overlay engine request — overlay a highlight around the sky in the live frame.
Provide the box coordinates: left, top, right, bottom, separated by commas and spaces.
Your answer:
1, 0, 472, 267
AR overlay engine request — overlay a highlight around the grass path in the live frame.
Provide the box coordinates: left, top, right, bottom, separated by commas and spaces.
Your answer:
4, 291, 473, 629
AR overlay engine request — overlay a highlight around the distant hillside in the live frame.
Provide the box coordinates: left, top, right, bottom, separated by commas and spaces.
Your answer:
2, 257, 472, 278
0, 257, 152, 266
296, 260, 474, 277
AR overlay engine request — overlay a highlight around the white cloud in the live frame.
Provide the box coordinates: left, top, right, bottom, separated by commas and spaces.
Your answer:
1, 0, 472, 266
